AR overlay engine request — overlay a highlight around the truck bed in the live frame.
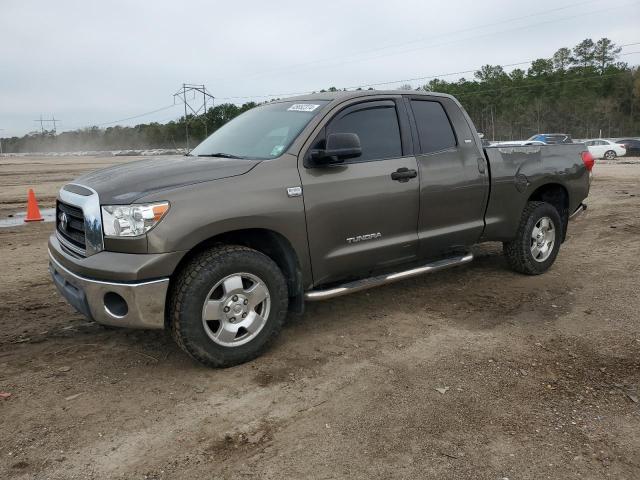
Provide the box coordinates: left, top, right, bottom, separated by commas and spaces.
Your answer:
481, 143, 590, 242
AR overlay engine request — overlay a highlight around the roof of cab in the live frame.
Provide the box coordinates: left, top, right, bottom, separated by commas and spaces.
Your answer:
279, 89, 456, 103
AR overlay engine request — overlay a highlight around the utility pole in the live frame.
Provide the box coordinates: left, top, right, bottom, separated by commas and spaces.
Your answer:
33, 115, 60, 134
0, 129, 4, 155
173, 84, 215, 152
182, 84, 189, 150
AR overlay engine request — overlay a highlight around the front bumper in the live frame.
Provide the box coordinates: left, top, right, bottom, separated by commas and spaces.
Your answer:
49, 251, 169, 329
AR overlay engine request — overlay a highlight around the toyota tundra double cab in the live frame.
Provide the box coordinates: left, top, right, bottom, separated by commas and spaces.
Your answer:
49, 91, 592, 367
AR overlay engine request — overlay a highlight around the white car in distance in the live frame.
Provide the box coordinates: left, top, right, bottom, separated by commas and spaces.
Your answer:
584, 139, 626, 159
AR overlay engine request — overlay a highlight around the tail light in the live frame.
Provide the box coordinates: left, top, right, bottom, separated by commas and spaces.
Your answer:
581, 151, 595, 171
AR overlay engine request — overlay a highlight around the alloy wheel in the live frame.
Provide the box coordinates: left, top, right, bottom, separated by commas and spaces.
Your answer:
530, 216, 555, 262
201, 272, 270, 347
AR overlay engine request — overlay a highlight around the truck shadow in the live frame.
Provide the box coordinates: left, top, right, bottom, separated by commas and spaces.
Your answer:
294, 242, 577, 335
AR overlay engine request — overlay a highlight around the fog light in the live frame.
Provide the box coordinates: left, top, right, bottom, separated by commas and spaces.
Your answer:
104, 292, 128, 318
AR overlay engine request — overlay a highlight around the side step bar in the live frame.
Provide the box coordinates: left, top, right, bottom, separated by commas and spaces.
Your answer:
304, 253, 474, 301
569, 203, 587, 220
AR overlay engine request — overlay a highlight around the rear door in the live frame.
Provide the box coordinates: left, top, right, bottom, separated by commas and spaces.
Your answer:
406, 96, 489, 258
299, 98, 420, 286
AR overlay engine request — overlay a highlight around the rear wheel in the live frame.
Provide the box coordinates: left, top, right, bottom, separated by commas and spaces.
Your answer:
503, 201, 562, 275
604, 150, 617, 160
169, 245, 288, 367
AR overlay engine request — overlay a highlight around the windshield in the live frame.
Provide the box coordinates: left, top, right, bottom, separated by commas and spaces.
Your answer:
189, 100, 329, 159
527, 134, 571, 144
527, 134, 546, 142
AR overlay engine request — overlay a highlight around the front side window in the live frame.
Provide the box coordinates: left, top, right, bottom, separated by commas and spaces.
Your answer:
410, 100, 457, 154
190, 100, 329, 159
328, 105, 402, 162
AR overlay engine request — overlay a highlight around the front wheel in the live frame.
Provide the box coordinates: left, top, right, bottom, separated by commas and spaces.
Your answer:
604, 150, 617, 160
503, 201, 562, 275
169, 245, 288, 367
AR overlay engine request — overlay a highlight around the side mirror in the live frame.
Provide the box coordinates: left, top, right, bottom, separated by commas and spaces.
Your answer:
310, 132, 362, 166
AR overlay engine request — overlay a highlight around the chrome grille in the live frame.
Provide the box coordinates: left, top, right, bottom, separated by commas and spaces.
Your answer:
57, 200, 86, 253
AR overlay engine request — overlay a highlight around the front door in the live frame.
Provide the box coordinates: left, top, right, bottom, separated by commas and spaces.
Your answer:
299, 99, 420, 287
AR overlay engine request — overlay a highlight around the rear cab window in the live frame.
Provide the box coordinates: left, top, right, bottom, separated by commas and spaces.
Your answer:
409, 100, 457, 154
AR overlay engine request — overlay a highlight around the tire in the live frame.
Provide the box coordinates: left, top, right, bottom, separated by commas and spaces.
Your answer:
169, 245, 288, 367
98, 324, 122, 330
604, 150, 616, 160
503, 201, 562, 275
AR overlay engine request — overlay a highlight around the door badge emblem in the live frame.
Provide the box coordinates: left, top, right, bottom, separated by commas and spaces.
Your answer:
286, 186, 302, 197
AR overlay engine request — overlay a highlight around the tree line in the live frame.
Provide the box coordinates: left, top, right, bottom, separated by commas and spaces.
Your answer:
422, 38, 640, 140
2, 37, 639, 153
1, 102, 258, 153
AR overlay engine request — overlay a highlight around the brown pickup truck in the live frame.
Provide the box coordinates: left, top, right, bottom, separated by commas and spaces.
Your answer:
49, 90, 592, 367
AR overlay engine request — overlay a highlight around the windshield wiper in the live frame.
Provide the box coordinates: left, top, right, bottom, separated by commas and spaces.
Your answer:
197, 152, 245, 159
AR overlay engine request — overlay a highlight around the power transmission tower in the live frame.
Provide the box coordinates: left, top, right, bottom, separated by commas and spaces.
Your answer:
173, 84, 215, 152
34, 115, 60, 134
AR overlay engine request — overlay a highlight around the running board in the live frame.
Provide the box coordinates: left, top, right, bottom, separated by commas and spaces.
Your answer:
569, 203, 587, 220
304, 253, 474, 301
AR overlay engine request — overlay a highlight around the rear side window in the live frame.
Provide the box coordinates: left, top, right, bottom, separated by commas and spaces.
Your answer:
410, 100, 457, 154
328, 105, 402, 161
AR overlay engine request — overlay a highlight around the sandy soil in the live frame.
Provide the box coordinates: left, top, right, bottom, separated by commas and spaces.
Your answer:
0, 155, 639, 479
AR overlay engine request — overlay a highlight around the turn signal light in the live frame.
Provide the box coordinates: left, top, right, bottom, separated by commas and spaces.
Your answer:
152, 203, 170, 221
581, 151, 595, 171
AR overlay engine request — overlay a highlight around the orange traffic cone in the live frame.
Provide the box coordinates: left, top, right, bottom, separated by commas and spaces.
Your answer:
25, 188, 44, 222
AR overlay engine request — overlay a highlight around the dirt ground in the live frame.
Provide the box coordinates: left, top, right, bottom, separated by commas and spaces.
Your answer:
1, 154, 639, 480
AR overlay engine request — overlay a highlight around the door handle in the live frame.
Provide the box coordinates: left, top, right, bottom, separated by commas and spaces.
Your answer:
391, 167, 417, 182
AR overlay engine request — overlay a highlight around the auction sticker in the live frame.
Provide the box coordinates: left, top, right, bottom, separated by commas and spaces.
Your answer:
287, 104, 320, 112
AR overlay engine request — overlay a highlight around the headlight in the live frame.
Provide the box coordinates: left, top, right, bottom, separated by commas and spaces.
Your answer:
101, 202, 169, 237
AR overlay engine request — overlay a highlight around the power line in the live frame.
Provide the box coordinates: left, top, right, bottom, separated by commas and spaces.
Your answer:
59, 103, 179, 132
318, 1, 640, 74
217, 0, 604, 82
216, 41, 640, 100
349, 46, 640, 91
93, 104, 178, 127
217, 0, 640, 83
56, 42, 640, 132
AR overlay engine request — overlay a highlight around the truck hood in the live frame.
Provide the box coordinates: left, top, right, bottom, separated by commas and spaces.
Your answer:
72, 155, 261, 204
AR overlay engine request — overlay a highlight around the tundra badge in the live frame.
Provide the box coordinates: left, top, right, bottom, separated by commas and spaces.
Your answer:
347, 232, 382, 244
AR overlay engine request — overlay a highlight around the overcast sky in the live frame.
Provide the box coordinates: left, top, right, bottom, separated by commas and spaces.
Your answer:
1, 0, 639, 137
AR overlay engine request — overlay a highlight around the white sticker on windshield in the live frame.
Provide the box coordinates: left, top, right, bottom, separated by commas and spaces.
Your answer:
270, 145, 285, 156
287, 104, 320, 112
